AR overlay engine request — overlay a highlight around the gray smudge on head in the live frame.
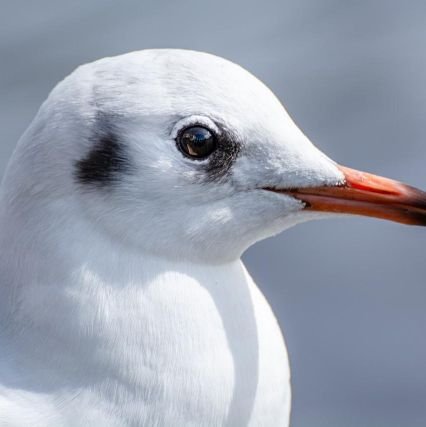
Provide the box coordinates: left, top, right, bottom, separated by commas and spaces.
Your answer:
74, 115, 133, 189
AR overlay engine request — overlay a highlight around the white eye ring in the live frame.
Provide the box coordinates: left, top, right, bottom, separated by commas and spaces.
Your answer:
171, 115, 220, 140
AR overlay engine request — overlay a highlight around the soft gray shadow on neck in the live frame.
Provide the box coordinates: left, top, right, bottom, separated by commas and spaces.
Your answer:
0, 253, 260, 425
200, 264, 260, 426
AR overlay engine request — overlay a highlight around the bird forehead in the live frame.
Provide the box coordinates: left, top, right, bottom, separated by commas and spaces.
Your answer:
86, 50, 284, 126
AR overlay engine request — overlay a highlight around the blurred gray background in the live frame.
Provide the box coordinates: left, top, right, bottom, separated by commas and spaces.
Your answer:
1, 1, 425, 426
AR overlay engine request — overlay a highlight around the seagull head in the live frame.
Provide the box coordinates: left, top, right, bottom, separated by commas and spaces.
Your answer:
5, 50, 425, 263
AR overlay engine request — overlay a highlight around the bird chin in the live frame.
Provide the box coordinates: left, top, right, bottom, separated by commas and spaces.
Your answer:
240, 210, 333, 253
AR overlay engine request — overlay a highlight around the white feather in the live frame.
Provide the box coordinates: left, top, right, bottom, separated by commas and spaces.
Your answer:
0, 49, 343, 426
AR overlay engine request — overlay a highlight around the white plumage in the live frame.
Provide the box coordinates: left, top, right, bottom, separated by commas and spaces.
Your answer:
1, 49, 422, 426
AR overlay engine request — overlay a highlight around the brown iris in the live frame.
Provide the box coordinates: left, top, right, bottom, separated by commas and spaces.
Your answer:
178, 126, 216, 159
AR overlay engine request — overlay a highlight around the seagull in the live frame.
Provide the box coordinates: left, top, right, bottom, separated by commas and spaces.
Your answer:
0, 49, 424, 427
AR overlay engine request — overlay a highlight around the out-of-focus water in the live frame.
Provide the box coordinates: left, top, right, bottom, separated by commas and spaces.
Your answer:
1, 1, 425, 426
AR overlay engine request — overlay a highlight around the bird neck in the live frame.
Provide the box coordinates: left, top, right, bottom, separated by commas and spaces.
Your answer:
0, 196, 249, 360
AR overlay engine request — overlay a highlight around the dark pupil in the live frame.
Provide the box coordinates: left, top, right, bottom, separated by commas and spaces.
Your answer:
180, 126, 215, 158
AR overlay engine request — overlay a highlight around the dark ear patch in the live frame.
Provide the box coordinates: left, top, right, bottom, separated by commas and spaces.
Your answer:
75, 127, 132, 188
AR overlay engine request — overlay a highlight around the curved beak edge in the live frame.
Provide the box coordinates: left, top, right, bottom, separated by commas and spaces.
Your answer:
267, 165, 426, 226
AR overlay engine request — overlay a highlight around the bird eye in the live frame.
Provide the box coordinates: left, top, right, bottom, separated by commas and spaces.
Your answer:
177, 126, 217, 159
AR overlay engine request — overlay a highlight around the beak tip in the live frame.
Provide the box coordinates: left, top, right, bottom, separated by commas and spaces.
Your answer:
406, 211, 426, 227
271, 164, 426, 227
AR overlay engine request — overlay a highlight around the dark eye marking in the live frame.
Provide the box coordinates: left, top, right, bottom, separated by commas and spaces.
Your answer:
75, 124, 132, 188
203, 125, 241, 181
174, 119, 242, 182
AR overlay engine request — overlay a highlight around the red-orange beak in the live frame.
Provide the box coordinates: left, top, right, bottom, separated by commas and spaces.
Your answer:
269, 165, 426, 226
